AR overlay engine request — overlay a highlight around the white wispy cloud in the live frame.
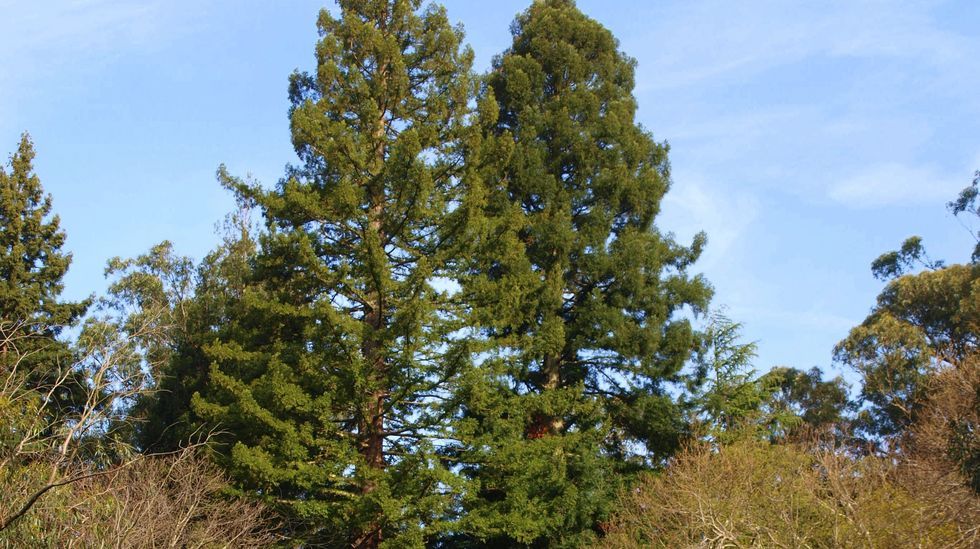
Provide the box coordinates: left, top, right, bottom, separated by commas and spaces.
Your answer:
829, 161, 969, 208
625, 0, 980, 210
0, 1, 171, 72
0, 0, 204, 131
660, 170, 760, 266
631, 0, 977, 94
740, 305, 859, 335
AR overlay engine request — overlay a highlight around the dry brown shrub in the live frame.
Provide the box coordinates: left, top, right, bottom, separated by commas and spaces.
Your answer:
895, 353, 980, 540
1, 448, 278, 548
601, 438, 977, 548
73, 448, 279, 548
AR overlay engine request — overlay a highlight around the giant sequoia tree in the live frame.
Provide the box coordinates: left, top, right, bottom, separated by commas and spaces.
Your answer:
447, 1, 711, 545
191, 1, 476, 546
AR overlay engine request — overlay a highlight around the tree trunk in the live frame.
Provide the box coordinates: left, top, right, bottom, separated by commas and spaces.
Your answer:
354, 199, 387, 549
527, 353, 565, 439
354, 40, 391, 548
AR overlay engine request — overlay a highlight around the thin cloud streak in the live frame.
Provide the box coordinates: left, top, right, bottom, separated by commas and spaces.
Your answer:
632, 0, 978, 94
829, 162, 970, 208
0, 0, 201, 132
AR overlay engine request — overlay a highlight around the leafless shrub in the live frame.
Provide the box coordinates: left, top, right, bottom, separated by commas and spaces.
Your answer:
894, 353, 980, 539
1, 316, 154, 534
72, 448, 278, 548
601, 438, 977, 548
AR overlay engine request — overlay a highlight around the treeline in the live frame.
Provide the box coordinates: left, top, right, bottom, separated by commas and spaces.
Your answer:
1, 0, 977, 547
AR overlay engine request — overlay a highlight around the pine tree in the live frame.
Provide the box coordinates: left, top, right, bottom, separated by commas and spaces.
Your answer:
191, 2, 476, 545
0, 133, 88, 408
0, 134, 87, 336
447, 1, 712, 544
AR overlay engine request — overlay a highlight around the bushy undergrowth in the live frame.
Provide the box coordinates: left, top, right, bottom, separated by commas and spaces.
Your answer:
603, 353, 980, 549
602, 437, 978, 548
0, 449, 277, 548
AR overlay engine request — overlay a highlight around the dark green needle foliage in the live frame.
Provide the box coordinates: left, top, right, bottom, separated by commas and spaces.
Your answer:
0, 134, 87, 337
447, 1, 711, 545
190, 2, 477, 546
0, 134, 88, 411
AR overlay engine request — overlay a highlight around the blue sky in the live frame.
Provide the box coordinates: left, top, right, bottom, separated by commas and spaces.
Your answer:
2, 0, 978, 379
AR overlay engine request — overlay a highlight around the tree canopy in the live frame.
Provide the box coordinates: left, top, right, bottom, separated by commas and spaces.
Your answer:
445, 1, 711, 544
2, 1, 978, 547
188, 1, 478, 544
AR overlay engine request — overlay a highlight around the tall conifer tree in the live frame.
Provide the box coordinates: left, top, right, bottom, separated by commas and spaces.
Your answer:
0, 134, 87, 336
191, 2, 476, 545
0, 134, 88, 408
448, 1, 711, 544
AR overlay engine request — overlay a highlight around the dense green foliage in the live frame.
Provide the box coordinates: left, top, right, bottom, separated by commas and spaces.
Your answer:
2, 1, 978, 547
836, 173, 978, 441
0, 134, 87, 333
836, 264, 978, 438
443, 1, 711, 544
687, 313, 778, 443
187, 1, 479, 544
686, 315, 850, 444
101, 230, 258, 452
0, 136, 98, 475
0, 140, 273, 545
0, 134, 89, 415
761, 366, 851, 436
